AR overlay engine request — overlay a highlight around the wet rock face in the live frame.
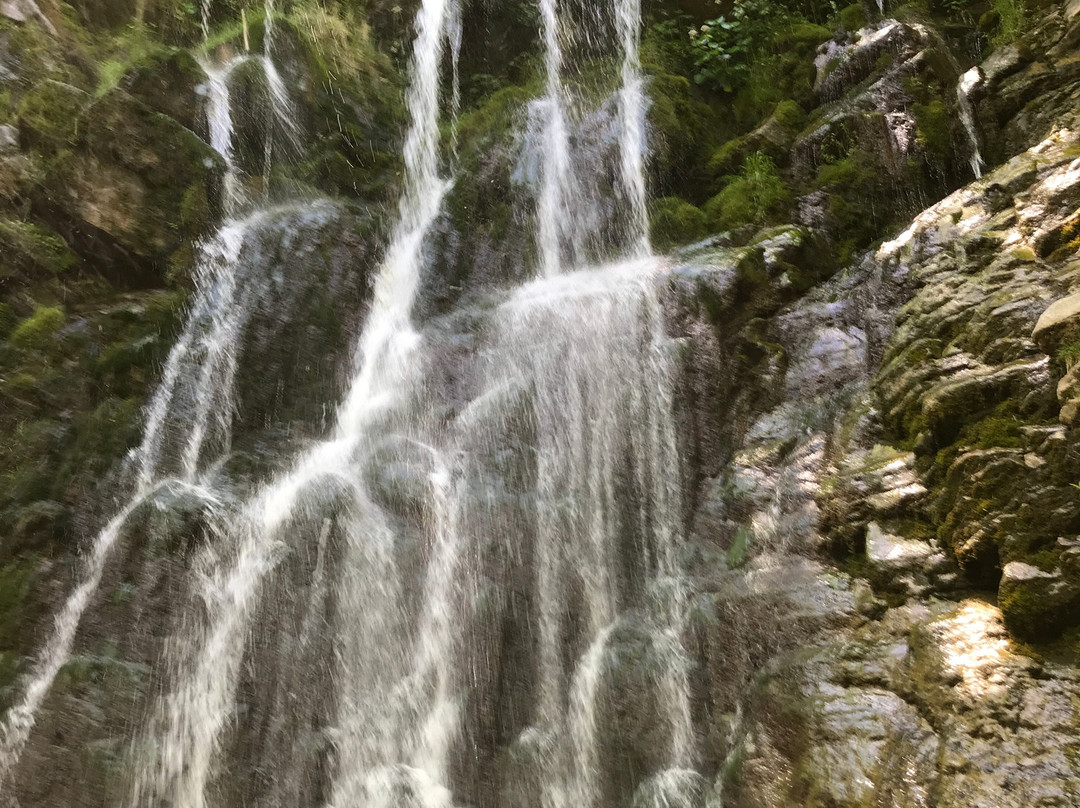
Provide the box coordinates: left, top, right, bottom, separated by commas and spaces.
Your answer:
667, 64, 1080, 804
730, 600, 1080, 808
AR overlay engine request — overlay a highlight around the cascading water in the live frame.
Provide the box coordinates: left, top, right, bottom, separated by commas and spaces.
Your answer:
3, 1, 701, 805
128, 0, 460, 804
957, 67, 985, 179
200, 52, 302, 212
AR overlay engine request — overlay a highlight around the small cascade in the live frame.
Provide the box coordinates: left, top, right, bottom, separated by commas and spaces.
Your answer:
263, 0, 276, 60
957, 67, 985, 179
530, 0, 652, 273
201, 58, 244, 215
199, 53, 301, 213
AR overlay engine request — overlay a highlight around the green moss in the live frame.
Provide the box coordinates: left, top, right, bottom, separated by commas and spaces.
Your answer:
647, 71, 719, 198
772, 99, 806, 130
455, 85, 535, 148
727, 525, 753, 569
0, 556, 36, 649
9, 306, 64, 351
912, 99, 953, 160
650, 197, 708, 251
839, 3, 868, 31
179, 183, 210, 234
705, 151, 791, 231
778, 22, 833, 48
0, 218, 77, 280
1058, 338, 1080, 370
16, 80, 91, 151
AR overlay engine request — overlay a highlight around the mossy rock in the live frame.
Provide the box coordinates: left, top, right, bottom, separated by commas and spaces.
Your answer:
708, 101, 806, 183
8, 305, 64, 350
16, 80, 91, 151
999, 562, 1080, 640
839, 3, 868, 32
650, 196, 708, 252
83, 89, 222, 193
705, 153, 792, 232
33, 89, 224, 277
0, 218, 76, 282
120, 47, 206, 132
647, 71, 719, 199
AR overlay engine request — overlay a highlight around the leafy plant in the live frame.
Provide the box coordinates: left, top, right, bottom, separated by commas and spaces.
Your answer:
691, 1, 788, 93
990, 0, 1028, 45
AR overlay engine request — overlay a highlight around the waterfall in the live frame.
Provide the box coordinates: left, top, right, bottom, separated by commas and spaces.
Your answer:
0, 43, 311, 790
3, 0, 700, 804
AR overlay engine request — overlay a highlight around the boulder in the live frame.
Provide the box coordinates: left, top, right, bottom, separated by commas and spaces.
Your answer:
999, 561, 1080, 638
32, 89, 224, 282
1033, 292, 1080, 356
16, 80, 90, 151
120, 48, 207, 133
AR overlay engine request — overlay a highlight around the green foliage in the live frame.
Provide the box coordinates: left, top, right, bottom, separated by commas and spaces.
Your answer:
649, 197, 708, 251
642, 7, 696, 76
8, 306, 64, 351
706, 151, 791, 231
990, 0, 1028, 44
691, 2, 788, 94
690, 0, 830, 112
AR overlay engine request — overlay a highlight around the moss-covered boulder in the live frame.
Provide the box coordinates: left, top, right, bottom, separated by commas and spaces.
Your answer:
16, 79, 90, 151
30, 88, 223, 281
119, 47, 206, 133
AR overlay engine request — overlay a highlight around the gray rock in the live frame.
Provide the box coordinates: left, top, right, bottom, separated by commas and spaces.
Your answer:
0, 123, 18, 154
1033, 292, 1080, 355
